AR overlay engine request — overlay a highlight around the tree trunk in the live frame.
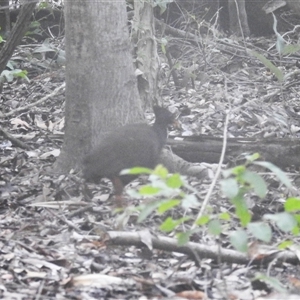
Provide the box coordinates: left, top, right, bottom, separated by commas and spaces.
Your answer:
228, 0, 250, 36
0, 0, 37, 75
133, 0, 159, 108
0, 0, 10, 37
54, 0, 142, 173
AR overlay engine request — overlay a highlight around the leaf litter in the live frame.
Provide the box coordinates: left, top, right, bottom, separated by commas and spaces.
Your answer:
1, 16, 300, 300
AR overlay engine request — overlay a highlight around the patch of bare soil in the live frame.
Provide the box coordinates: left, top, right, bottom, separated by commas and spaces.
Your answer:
1, 23, 300, 300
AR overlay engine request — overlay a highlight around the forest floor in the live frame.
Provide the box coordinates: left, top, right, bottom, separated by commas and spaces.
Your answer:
1, 12, 300, 300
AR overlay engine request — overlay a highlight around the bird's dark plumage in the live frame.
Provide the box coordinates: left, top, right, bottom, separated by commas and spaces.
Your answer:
83, 106, 176, 204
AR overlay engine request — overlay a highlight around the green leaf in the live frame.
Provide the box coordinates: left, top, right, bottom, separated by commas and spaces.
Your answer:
39, 1, 49, 9
173, 62, 181, 70
291, 226, 300, 235
294, 214, 300, 224
138, 201, 161, 222
177, 231, 192, 246
208, 219, 222, 236
220, 178, 239, 198
254, 273, 287, 293
166, 173, 183, 188
264, 212, 297, 232
12, 69, 28, 78
231, 165, 246, 176
253, 161, 292, 188
33, 44, 55, 54
278, 240, 293, 250
230, 230, 248, 252
251, 51, 284, 81
247, 222, 272, 242
232, 194, 252, 227
6, 60, 14, 69
29, 21, 41, 29
181, 194, 198, 209
245, 153, 260, 163
153, 165, 169, 179
138, 185, 161, 195
241, 170, 267, 198
282, 44, 300, 55
157, 199, 180, 214
160, 217, 176, 232
222, 168, 234, 178
1, 70, 14, 82
219, 212, 231, 221
120, 167, 152, 175
160, 216, 189, 232
284, 197, 300, 212
196, 215, 210, 226
0, 69, 29, 83
222, 163, 248, 178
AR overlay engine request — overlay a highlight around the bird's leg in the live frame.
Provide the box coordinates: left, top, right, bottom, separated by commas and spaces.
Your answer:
111, 176, 125, 207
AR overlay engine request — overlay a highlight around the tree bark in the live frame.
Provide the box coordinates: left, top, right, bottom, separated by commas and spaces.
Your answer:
0, 0, 10, 37
54, 0, 142, 173
133, 0, 159, 108
0, 0, 37, 75
228, 0, 250, 36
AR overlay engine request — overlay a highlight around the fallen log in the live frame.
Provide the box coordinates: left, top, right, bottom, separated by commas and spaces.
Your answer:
167, 136, 300, 168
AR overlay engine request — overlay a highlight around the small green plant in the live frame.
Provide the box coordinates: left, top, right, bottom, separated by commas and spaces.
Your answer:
0, 60, 29, 84
220, 153, 298, 252
0, 30, 28, 84
24, 20, 43, 40
251, 51, 284, 82
122, 165, 198, 245
123, 154, 300, 251
38, 1, 50, 9
251, 13, 300, 82
121, 155, 300, 292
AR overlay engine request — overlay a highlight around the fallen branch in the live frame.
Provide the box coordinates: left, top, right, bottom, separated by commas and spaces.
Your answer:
1, 82, 65, 118
106, 231, 299, 266
0, 125, 31, 150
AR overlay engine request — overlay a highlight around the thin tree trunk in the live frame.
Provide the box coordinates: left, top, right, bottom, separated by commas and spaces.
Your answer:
228, 0, 250, 36
133, 0, 159, 108
0, 0, 37, 75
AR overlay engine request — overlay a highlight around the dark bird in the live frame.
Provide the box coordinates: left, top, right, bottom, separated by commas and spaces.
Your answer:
83, 106, 177, 205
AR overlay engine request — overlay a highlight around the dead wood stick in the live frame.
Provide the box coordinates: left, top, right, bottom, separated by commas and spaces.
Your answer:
0, 125, 31, 150
194, 113, 229, 227
1, 82, 65, 118
45, 207, 81, 233
106, 231, 299, 266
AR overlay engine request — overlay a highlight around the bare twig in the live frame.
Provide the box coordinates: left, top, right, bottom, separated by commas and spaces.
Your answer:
1, 82, 65, 118
106, 231, 299, 266
45, 207, 81, 233
193, 113, 229, 228
0, 125, 31, 150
